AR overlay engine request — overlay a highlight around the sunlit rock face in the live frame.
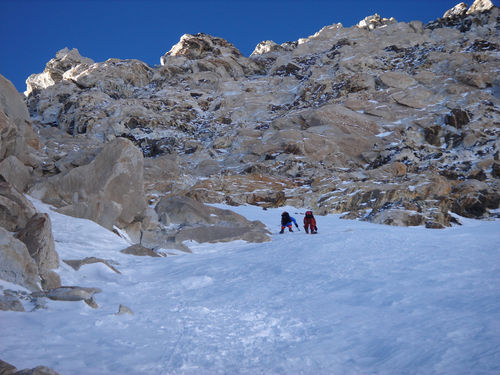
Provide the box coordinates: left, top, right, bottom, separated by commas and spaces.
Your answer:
23, 2, 500, 229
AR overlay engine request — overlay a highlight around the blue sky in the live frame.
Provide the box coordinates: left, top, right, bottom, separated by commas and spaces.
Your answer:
1, 0, 467, 92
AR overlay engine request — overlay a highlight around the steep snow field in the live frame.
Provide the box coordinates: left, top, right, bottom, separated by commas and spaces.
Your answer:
1, 201, 499, 375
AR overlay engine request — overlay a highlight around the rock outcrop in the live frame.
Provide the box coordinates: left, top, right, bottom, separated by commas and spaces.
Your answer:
0, 77, 61, 296
30, 137, 147, 230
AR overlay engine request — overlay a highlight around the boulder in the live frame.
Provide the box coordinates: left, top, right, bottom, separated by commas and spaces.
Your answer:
367, 208, 426, 227
0, 227, 40, 291
155, 195, 271, 244
443, 3, 468, 18
30, 137, 147, 230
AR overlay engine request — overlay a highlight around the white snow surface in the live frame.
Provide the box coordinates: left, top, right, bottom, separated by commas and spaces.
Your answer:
1, 200, 500, 375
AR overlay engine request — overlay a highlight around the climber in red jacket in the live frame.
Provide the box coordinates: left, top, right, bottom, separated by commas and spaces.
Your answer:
303, 211, 318, 234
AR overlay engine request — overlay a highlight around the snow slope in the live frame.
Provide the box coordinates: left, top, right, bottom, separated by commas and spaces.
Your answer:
1, 201, 499, 375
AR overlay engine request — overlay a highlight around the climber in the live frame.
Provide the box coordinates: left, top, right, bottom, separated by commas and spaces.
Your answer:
280, 211, 299, 233
303, 210, 318, 234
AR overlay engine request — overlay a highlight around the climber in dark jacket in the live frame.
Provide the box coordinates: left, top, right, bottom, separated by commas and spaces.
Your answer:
280, 211, 298, 233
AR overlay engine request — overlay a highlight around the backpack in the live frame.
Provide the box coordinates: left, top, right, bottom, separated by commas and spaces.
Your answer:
305, 211, 314, 219
281, 212, 291, 225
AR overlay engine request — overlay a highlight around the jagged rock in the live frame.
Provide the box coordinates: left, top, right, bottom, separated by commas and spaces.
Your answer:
0, 227, 40, 291
160, 33, 263, 78
467, 0, 494, 14
63, 257, 121, 273
120, 244, 161, 257
26, 48, 94, 95
30, 137, 147, 230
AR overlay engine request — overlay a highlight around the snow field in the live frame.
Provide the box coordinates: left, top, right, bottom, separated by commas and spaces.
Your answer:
0, 201, 499, 374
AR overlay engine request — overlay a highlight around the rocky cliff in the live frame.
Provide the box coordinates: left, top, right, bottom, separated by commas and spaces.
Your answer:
21, 1, 499, 233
